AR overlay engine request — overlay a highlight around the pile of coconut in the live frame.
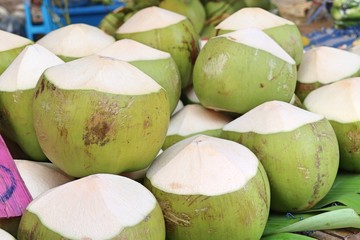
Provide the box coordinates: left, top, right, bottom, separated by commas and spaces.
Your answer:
0, 5, 359, 240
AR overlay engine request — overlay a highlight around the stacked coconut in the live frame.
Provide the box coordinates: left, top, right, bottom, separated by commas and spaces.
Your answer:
0, 5, 356, 240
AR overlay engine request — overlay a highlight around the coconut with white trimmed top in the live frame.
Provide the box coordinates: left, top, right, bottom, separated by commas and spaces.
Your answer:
97, 39, 181, 113
0, 29, 33, 74
193, 28, 297, 114
296, 46, 360, 101
0, 160, 74, 237
36, 23, 115, 62
304, 77, 360, 172
0, 229, 15, 240
17, 174, 165, 240
144, 135, 270, 240
215, 7, 303, 65
162, 104, 232, 149
0, 44, 64, 161
115, 6, 200, 89
32, 55, 170, 177
221, 100, 339, 212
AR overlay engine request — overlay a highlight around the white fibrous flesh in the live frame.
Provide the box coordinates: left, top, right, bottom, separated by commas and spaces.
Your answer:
0, 29, 32, 51
44, 55, 163, 95
0, 229, 15, 240
304, 77, 360, 123
97, 39, 171, 61
298, 46, 360, 84
0, 44, 63, 91
217, 29, 295, 64
223, 100, 324, 134
167, 104, 232, 136
146, 135, 259, 196
27, 174, 157, 239
215, 7, 294, 31
37, 23, 115, 58
14, 160, 74, 198
116, 6, 186, 34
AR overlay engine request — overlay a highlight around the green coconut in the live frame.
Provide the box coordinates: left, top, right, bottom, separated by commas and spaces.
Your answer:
97, 39, 181, 114
0, 160, 74, 238
193, 28, 297, 114
32, 55, 170, 178
162, 104, 232, 149
0, 44, 64, 161
181, 85, 200, 105
144, 135, 270, 240
36, 23, 115, 62
296, 46, 360, 101
0, 30, 33, 74
115, 6, 200, 89
215, 7, 303, 65
17, 174, 165, 240
221, 100, 339, 212
304, 77, 360, 173
159, 0, 206, 34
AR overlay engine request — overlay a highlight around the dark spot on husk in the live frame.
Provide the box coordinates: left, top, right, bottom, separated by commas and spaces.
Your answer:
260, 83, 265, 88
84, 118, 112, 146
347, 129, 360, 153
34, 79, 45, 99
160, 200, 191, 232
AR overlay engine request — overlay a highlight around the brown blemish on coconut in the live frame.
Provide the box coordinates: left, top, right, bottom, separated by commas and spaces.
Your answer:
347, 129, 360, 153
160, 201, 191, 231
34, 78, 45, 99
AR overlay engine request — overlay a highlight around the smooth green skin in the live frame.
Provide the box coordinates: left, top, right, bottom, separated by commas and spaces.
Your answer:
264, 25, 303, 66
0, 44, 33, 74
0, 90, 47, 160
32, 77, 170, 178
162, 129, 222, 150
130, 58, 181, 114
144, 164, 270, 240
330, 121, 360, 173
17, 204, 166, 240
221, 119, 340, 212
295, 68, 360, 102
159, 0, 206, 34
216, 24, 303, 66
115, 19, 200, 89
193, 37, 297, 114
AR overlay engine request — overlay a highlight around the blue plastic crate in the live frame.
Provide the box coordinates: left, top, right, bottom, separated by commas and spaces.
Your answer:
44, 0, 125, 29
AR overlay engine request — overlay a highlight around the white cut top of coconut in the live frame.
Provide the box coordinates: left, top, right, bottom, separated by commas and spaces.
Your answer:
0, 229, 15, 240
97, 39, 171, 61
298, 46, 360, 84
147, 135, 259, 196
116, 6, 186, 34
36, 23, 115, 58
15, 159, 74, 198
215, 7, 294, 31
167, 104, 232, 136
0, 29, 32, 51
218, 28, 295, 64
27, 174, 157, 239
171, 100, 184, 116
223, 100, 324, 134
0, 44, 64, 91
44, 55, 163, 95
304, 77, 360, 123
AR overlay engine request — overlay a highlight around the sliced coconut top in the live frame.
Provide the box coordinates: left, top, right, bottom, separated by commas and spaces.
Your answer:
200, 39, 208, 49
0, 44, 64, 91
217, 28, 295, 64
116, 6, 186, 34
15, 159, 74, 199
0, 29, 32, 51
0, 229, 15, 240
223, 100, 324, 134
37, 23, 115, 58
215, 7, 294, 31
97, 39, 171, 61
167, 104, 232, 136
171, 100, 184, 116
298, 46, 360, 84
146, 135, 259, 196
44, 55, 163, 95
26, 174, 158, 239
304, 77, 360, 123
